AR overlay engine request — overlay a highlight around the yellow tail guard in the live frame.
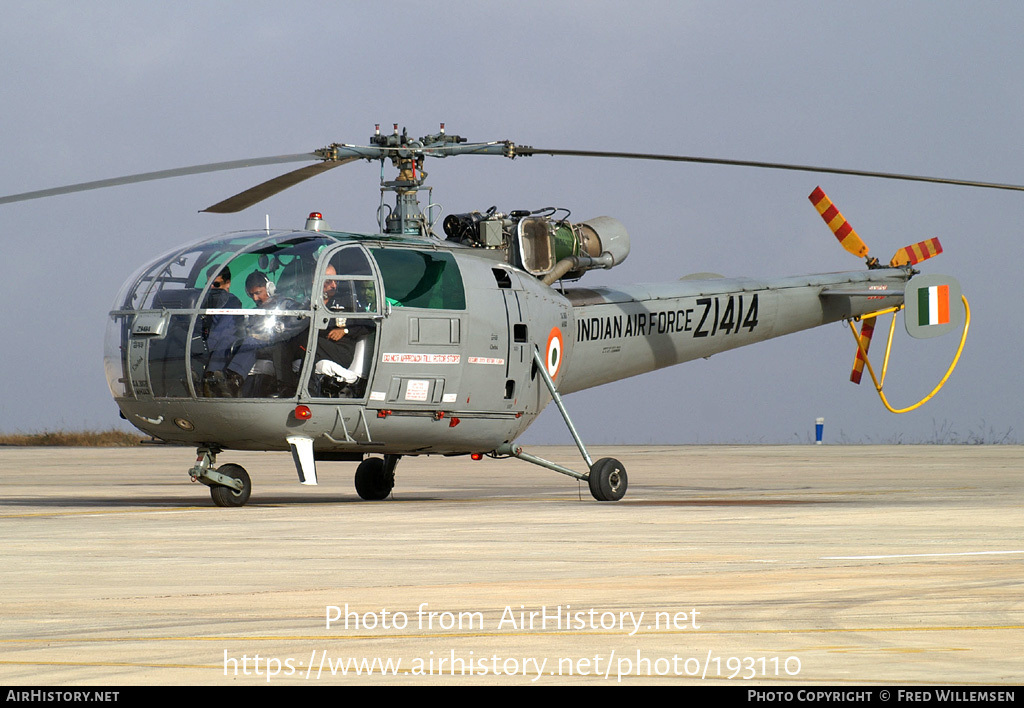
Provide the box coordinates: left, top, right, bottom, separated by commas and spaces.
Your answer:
809, 187, 870, 259
889, 238, 943, 267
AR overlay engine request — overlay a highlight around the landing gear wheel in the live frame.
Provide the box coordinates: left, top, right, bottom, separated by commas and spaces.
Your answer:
588, 457, 627, 502
355, 457, 395, 500
210, 463, 251, 507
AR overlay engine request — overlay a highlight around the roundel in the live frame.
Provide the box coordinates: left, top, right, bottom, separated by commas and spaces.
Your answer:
545, 327, 564, 380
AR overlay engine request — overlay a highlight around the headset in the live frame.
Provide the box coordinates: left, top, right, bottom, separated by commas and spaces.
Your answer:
244, 271, 276, 298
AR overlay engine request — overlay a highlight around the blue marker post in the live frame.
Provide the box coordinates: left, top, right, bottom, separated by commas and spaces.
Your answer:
815, 417, 825, 445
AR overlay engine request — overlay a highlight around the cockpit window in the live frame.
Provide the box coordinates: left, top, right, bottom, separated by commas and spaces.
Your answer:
195, 235, 334, 398
107, 231, 340, 401
370, 248, 465, 309
117, 233, 335, 312
328, 246, 374, 277
320, 247, 378, 314
218, 235, 334, 308
323, 281, 378, 314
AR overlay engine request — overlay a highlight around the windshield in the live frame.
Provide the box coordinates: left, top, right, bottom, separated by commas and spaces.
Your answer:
106, 231, 337, 399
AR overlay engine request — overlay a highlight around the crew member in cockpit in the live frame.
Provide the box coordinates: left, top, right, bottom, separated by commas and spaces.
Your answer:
201, 266, 244, 397
239, 271, 309, 396
312, 265, 373, 397
205, 271, 308, 397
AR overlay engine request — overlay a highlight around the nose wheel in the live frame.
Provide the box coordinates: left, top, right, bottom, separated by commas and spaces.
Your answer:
209, 463, 252, 507
190, 448, 253, 507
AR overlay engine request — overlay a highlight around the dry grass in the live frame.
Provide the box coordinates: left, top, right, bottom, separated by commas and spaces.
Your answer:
0, 429, 144, 447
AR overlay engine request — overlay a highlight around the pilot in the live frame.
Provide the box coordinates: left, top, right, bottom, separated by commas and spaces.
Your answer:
312, 266, 373, 397
207, 271, 309, 397
212, 266, 233, 292
201, 266, 245, 397
244, 270, 276, 307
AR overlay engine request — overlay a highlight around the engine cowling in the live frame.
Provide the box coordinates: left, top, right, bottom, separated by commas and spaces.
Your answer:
443, 209, 630, 284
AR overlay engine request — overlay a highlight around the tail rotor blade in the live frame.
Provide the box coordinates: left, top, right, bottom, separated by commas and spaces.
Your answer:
889, 238, 943, 267
850, 318, 876, 385
809, 187, 870, 259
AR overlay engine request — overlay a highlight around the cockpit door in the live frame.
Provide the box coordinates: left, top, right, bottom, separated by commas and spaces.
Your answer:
304, 244, 383, 401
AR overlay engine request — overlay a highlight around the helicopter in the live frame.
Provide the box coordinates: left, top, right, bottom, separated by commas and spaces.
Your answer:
1, 123, 1010, 507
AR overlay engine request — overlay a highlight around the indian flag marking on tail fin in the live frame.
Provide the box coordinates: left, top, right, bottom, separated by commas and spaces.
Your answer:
918, 284, 950, 326
905, 275, 961, 340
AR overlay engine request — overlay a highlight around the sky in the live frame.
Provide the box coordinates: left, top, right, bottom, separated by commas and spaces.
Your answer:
1, 1, 1022, 446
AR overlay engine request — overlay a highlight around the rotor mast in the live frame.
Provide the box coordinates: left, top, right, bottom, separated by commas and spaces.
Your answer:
320, 123, 523, 238
367, 123, 463, 237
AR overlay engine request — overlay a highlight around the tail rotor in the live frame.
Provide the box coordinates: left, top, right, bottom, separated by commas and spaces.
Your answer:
808, 186, 947, 385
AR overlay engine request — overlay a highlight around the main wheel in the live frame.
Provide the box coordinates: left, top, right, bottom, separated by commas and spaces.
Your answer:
210, 463, 252, 507
587, 457, 627, 502
354, 457, 395, 500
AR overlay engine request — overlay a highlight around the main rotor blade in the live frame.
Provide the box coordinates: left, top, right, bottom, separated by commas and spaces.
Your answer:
517, 147, 1024, 193
0, 153, 319, 206
201, 157, 359, 213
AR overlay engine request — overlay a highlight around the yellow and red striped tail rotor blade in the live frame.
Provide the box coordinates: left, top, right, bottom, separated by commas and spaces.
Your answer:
850, 317, 876, 385
809, 186, 871, 259
889, 238, 943, 267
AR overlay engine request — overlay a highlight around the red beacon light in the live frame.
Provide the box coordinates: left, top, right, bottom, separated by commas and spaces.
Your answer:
294, 405, 312, 420
305, 212, 329, 231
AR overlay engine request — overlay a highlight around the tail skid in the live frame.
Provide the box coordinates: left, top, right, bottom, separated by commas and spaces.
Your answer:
847, 297, 970, 413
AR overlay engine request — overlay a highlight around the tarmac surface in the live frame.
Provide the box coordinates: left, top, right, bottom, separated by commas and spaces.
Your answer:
0, 444, 1021, 686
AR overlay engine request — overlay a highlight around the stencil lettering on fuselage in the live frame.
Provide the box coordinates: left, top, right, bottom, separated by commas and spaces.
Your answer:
576, 294, 759, 343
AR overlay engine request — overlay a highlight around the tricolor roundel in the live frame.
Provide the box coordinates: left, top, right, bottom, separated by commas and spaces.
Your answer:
545, 327, 564, 380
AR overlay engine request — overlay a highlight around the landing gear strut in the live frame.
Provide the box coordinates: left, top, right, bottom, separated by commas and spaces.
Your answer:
495, 348, 628, 502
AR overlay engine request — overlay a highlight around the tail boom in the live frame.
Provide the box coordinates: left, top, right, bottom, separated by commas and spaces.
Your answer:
557, 269, 909, 394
